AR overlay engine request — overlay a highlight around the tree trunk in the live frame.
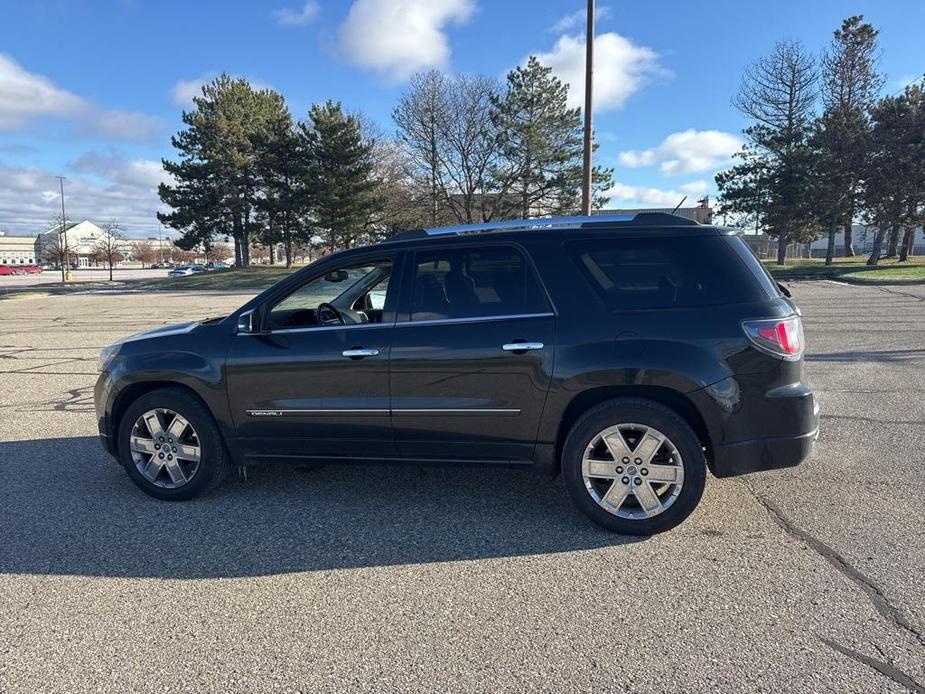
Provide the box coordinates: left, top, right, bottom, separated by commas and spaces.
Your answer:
109, 260, 113, 282
886, 224, 899, 257
269, 243, 276, 265
898, 227, 914, 262
867, 222, 888, 266
843, 220, 855, 257
776, 235, 787, 265
824, 220, 838, 265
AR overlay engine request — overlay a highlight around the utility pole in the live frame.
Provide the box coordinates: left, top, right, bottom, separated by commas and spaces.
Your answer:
56, 176, 69, 282
580, 0, 595, 216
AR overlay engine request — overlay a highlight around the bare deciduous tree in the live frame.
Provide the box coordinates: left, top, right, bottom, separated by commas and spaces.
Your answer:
130, 240, 157, 268
96, 219, 125, 281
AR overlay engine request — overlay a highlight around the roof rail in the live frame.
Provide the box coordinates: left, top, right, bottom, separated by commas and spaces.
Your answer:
389, 212, 698, 241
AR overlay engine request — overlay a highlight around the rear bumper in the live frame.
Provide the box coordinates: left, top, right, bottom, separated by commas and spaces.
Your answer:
711, 393, 819, 477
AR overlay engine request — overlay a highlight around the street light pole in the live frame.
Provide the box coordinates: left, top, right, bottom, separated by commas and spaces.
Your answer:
56, 176, 69, 282
580, 0, 595, 216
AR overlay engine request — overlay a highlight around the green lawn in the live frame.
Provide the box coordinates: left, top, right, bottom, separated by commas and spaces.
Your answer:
764, 256, 925, 282
139, 266, 301, 291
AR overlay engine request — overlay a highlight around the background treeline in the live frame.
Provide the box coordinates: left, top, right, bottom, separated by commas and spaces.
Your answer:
716, 16, 925, 265
159, 58, 614, 268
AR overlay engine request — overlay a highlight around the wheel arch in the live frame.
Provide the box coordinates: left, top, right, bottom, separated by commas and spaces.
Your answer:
553, 385, 714, 474
110, 381, 216, 458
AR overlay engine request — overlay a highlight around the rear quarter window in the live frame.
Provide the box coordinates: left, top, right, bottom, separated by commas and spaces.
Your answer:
567, 236, 770, 311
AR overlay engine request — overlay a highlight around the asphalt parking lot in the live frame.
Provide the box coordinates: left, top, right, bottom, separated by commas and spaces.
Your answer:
0, 281, 923, 693
0, 267, 168, 290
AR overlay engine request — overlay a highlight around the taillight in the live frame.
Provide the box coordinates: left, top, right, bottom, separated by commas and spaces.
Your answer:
742, 315, 804, 359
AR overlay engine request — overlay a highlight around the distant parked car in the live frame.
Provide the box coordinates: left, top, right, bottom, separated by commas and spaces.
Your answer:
168, 265, 194, 277
168, 264, 207, 277
151, 262, 166, 269
0, 265, 15, 276
206, 261, 229, 270
23, 264, 42, 274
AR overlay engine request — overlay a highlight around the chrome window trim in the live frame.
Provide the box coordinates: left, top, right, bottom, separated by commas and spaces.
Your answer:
397, 312, 555, 328
242, 322, 393, 336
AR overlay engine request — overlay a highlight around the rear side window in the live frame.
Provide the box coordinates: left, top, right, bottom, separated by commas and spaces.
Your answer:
410, 245, 549, 321
724, 235, 782, 299
568, 236, 769, 310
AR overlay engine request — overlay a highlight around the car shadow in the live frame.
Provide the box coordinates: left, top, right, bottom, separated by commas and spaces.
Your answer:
0, 437, 641, 579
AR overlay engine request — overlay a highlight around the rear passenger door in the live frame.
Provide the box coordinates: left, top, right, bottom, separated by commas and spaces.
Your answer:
390, 243, 556, 462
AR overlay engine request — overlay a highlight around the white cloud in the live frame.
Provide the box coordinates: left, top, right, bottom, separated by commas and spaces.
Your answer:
549, 5, 611, 34
274, 1, 320, 27
170, 77, 208, 107
618, 129, 742, 175
0, 54, 161, 141
169, 73, 275, 107
530, 31, 665, 111
339, 0, 475, 81
0, 54, 85, 130
602, 180, 711, 208
0, 155, 172, 234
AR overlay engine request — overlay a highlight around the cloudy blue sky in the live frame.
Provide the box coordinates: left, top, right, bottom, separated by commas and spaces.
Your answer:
0, 0, 922, 237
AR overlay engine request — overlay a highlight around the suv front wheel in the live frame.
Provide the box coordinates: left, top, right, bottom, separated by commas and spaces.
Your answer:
117, 387, 228, 500
562, 398, 706, 535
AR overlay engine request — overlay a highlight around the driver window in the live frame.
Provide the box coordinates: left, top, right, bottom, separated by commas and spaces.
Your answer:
268, 260, 393, 329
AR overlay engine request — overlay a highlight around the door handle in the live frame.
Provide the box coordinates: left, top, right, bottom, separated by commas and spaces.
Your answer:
502, 342, 544, 352
342, 348, 380, 359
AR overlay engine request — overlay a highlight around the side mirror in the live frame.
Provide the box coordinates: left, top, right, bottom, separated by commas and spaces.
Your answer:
236, 308, 260, 334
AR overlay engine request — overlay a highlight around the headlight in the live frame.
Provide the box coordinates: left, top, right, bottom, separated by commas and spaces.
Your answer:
97, 343, 120, 372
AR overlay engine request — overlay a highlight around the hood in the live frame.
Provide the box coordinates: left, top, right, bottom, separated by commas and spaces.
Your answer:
119, 321, 200, 345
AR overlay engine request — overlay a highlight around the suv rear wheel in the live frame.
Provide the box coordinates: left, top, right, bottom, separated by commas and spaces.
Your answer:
117, 387, 228, 500
562, 398, 706, 534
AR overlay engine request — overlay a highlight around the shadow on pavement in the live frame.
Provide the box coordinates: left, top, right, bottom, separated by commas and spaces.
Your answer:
0, 437, 639, 579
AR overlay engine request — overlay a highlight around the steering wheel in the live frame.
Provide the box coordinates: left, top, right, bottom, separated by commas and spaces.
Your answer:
317, 302, 346, 326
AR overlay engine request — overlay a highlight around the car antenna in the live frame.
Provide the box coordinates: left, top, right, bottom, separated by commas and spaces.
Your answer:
671, 196, 687, 214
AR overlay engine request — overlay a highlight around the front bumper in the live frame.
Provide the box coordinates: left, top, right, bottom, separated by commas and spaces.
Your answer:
94, 370, 117, 457
711, 393, 819, 477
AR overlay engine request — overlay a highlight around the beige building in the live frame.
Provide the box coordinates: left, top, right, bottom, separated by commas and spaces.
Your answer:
0, 231, 40, 265
1, 221, 182, 267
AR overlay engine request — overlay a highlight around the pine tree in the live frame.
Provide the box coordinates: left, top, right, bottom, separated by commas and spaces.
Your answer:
159, 75, 282, 267
300, 101, 382, 250
490, 57, 585, 218
815, 16, 883, 260
253, 94, 308, 267
863, 82, 925, 265
718, 41, 819, 264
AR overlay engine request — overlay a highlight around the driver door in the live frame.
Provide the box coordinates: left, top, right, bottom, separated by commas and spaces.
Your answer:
225, 253, 400, 462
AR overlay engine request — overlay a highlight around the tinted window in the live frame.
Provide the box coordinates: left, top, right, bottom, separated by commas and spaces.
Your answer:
410, 246, 548, 321
724, 236, 782, 299
568, 237, 767, 310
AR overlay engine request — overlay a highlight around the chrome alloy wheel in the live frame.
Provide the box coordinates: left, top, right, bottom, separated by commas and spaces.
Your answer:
129, 408, 202, 489
581, 423, 684, 520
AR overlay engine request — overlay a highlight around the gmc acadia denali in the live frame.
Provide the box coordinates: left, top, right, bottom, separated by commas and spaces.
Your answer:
95, 213, 819, 534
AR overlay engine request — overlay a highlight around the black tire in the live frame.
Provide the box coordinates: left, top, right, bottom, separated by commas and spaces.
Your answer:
117, 387, 228, 501
562, 398, 706, 535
